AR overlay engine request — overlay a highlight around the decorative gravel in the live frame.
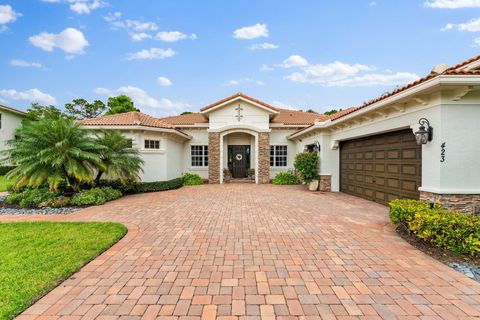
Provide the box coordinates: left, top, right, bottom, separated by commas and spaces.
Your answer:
448, 262, 480, 282
0, 195, 80, 215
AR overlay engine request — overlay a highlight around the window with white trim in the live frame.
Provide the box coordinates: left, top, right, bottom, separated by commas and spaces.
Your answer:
144, 139, 160, 149
270, 145, 287, 167
191, 145, 208, 167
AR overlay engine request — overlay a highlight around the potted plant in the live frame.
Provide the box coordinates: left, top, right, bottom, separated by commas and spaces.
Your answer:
223, 168, 232, 181
247, 168, 255, 179
293, 152, 320, 191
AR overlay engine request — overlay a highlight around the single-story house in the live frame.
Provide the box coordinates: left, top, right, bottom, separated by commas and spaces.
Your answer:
16, 54, 474, 214
0, 104, 26, 155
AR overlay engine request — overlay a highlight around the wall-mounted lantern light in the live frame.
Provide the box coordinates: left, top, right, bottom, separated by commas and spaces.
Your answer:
415, 118, 433, 145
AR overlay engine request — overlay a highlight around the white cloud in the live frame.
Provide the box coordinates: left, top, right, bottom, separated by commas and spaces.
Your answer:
281, 55, 309, 68
105, 12, 159, 41
248, 42, 279, 50
0, 88, 56, 105
233, 23, 269, 39
157, 76, 173, 86
130, 32, 151, 42
225, 78, 265, 86
10, 59, 43, 69
155, 31, 185, 42
42, 0, 107, 14
29, 27, 89, 54
260, 64, 274, 72
329, 72, 420, 87
69, 0, 107, 14
0, 5, 21, 30
283, 58, 419, 87
425, 0, 480, 8
126, 48, 176, 60
442, 17, 480, 32
369, 1, 377, 6
94, 86, 188, 115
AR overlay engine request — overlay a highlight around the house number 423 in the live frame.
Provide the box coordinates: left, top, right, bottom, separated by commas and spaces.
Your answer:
440, 142, 446, 163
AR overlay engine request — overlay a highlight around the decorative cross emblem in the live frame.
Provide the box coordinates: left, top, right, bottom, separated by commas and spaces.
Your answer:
235, 105, 243, 122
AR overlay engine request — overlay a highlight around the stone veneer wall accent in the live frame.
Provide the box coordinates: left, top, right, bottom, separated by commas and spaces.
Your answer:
420, 191, 480, 214
208, 132, 220, 184
319, 175, 332, 192
258, 133, 270, 184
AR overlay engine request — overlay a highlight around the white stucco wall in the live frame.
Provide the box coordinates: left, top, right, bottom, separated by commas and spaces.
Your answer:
181, 129, 209, 179
207, 101, 271, 130
0, 110, 24, 155
269, 129, 297, 179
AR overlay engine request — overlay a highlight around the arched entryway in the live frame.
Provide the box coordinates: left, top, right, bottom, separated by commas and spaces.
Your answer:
220, 129, 258, 183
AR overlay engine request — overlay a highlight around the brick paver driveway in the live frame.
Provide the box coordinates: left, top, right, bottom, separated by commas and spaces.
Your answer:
3, 184, 480, 320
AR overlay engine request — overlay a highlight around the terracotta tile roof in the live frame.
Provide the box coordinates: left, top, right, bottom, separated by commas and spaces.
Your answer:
330, 60, 480, 122
200, 92, 279, 112
271, 109, 329, 125
445, 54, 480, 71
79, 111, 174, 129
160, 113, 208, 125
327, 107, 357, 120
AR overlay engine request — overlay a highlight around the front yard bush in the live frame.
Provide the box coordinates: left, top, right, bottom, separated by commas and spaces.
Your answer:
101, 187, 123, 201
389, 199, 480, 256
0, 166, 15, 176
5, 189, 59, 208
182, 172, 203, 185
71, 187, 122, 206
272, 172, 299, 185
132, 177, 184, 193
294, 152, 319, 184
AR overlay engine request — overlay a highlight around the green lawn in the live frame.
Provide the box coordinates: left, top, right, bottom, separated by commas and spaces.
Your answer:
0, 222, 127, 320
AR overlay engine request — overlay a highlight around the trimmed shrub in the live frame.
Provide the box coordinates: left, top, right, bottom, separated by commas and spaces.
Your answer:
39, 196, 71, 208
71, 188, 107, 206
182, 173, 203, 186
409, 209, 480, 256
389, 199, 436, 224
5, 189, 59, 208
101, 187, 122, 201
294, 152, 319, 184
133, 178, 183, 193
0, 166, 15, 176
272, 172, 299, 185
389, 199, 480, 256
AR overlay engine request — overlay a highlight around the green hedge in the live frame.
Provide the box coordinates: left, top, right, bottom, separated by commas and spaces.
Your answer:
0, 166, 16, 176
132, 177, 184, 193
294, 152, 319, 184
71, 187, 122, 206
389, 199, 480, 256
5, 189, 59, 208
182, 173, 203, 186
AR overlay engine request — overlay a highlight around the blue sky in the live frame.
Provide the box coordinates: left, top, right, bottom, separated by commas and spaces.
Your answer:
0, 0, 479, 116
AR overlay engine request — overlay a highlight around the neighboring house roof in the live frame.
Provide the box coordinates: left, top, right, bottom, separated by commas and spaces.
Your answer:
79, 111, 174, 128
200, 92, 279, 113
0, 104, 27, 117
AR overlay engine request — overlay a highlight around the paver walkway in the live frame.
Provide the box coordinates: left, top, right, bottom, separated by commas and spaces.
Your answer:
2, 184, 480, 320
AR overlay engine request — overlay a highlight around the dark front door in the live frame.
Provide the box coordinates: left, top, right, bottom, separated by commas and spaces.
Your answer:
228, 145, 250, 178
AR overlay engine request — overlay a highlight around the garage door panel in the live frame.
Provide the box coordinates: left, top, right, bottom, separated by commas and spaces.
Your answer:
340, 129, 422, 205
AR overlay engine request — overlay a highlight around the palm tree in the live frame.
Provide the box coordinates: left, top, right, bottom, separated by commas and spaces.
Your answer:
3, 118, 105, 192
94, 130, 144, 184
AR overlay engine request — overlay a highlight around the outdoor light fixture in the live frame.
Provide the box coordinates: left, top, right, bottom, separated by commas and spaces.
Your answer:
415, 118, 433, 145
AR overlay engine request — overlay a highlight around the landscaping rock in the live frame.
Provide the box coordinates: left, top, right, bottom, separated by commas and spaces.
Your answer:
0, 195, 80, 215
448, 262, 480, 282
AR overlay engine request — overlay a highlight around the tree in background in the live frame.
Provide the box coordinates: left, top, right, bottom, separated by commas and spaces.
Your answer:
65, 98, 106, 119
94, 130, 144, 184
305, 109, 318, 113
180, 111, 192, 115
105, 95, 139, 115
25, 103, 68, 120
324, 108, 343, 116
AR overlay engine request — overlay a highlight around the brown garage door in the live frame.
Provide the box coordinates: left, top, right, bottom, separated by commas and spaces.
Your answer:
340, 129, 422, 205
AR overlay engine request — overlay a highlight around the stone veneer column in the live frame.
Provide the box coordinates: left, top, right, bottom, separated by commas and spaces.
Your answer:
319, 175, 332, 192
420, 191, 480, 214
208, 132, 220, 184
258, 132, 270, 184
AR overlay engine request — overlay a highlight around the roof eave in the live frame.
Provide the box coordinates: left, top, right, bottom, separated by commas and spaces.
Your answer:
0, 104, 27, 116
79, 124, 192, 139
